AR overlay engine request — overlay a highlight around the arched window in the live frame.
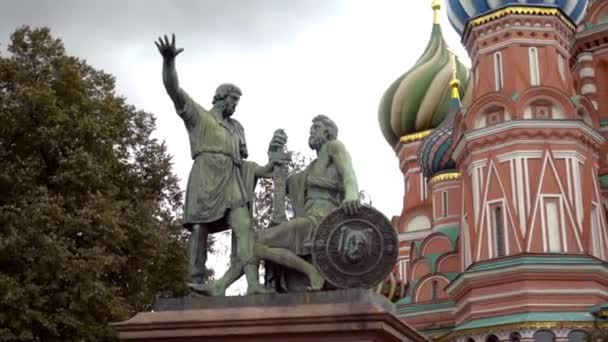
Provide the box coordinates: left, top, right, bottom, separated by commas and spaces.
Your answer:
510, 332, 521, 342
494, 51, 504, 91
529, 47, 541, 86
534, 330, 555, 342
568, 330, 588, 342
487, 335, 500, 342
494, 206, 506, 257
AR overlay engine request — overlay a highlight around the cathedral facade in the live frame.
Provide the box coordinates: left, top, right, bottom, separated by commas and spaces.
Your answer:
378, 0, 608, 340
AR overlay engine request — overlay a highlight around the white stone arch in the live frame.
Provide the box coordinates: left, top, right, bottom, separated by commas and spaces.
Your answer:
407, 214, 431, 232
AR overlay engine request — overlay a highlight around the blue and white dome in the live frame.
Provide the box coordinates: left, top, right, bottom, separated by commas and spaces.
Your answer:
446, 0, 589, 36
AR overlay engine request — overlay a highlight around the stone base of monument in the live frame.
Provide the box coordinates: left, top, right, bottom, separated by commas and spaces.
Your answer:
111, 289, 426, 342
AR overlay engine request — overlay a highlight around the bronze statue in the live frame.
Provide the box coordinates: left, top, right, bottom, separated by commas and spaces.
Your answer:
155, 34, 279, 295
156, 34, 397, 296
195, 115, 364, 295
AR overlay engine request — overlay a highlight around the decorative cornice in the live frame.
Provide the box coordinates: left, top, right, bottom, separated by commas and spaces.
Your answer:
452, 120, 606, 161
468, 6, 575, 31
438, 321, 607, 341
446, 262, 608, 296
453, 289, 608, 316
466, 14, 574, 59
400, 130, 433, 144
397, 299, 455, 313
571, 22, 608, 57
574, 22, 608, 40
429, 172, 461, 184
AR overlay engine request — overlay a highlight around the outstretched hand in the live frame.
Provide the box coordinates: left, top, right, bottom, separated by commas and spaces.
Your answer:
155, 33, 184, 61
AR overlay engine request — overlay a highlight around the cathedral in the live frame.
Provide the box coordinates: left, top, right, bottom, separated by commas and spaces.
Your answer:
377, 0, 608, 340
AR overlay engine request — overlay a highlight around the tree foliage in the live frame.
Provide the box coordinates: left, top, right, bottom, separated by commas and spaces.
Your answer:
0, 27, 188, 341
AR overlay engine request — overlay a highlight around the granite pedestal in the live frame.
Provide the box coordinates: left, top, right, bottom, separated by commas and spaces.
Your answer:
112, 289, 427, 342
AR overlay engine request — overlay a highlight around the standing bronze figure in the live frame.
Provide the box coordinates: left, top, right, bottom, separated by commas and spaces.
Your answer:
155, 34, 274, 295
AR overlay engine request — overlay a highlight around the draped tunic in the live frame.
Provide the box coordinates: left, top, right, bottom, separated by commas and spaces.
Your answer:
262, 157, 345, 255
177, 89, 254, 231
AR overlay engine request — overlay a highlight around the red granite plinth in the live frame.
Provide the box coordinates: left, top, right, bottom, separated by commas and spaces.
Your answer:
112, 290, 426, 342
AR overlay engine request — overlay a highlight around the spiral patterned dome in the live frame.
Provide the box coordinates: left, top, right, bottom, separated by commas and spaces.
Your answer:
378, 5, 471, 149
418, 81, 460, 178
446, 0, 589, 36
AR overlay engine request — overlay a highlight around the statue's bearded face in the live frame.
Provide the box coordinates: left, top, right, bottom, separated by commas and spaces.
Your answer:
308, 121, 327, 150
344, 231, 368, 264
222, 93, 240, 117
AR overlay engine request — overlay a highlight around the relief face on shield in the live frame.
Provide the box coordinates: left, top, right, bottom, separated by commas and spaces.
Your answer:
338, 226, 373, 265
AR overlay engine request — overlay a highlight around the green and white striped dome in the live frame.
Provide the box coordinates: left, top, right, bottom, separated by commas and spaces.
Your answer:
378, 5, 471, 148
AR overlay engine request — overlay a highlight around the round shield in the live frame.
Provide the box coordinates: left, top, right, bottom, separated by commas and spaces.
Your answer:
311, 205, 398, 289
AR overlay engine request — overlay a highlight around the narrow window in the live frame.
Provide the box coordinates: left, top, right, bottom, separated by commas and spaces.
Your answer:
545, 198, 562, 252
557, 54, 565, 82
441, 191, 448, 217
431, 280, 439, 300
494, 52, 504, 91
421, 176, 428, 201
529, 47, 540, 86
494, 206, 506, 257
591, 205, 604, 259
399, 260, 408, 281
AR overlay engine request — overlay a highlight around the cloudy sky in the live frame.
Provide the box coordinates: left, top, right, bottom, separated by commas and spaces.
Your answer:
1, 0, 469, 292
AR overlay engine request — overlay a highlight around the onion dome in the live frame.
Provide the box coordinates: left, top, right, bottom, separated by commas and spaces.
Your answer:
417, 53, 461, 178
446, 0, 589, 36
378, 0, 471, 149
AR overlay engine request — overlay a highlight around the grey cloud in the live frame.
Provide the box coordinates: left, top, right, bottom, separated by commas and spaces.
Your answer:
1, 0, 343, 53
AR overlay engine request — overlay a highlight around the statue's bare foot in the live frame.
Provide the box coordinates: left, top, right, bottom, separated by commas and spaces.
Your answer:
307, 271, 325, 291
188, 282, 226, 296
246, 283, 275, 295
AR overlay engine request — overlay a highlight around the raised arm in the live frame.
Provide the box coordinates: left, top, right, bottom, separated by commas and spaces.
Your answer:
254, 129, 289, 178
254, 162, 275, 178
327, 140, 361, 215
155, 34, 187, 111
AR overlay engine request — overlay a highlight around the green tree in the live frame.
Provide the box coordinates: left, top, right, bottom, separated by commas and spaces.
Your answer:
0, 27, 188, 341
